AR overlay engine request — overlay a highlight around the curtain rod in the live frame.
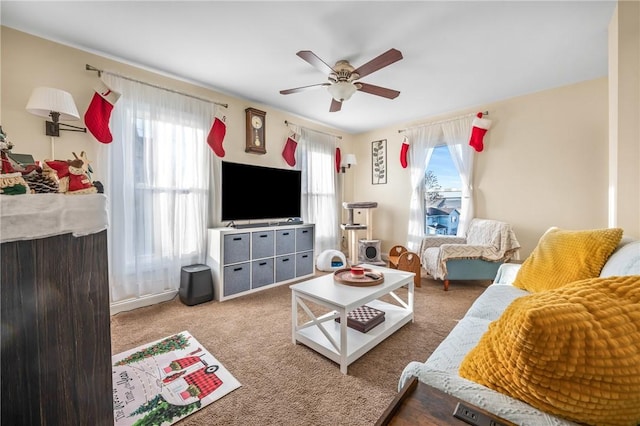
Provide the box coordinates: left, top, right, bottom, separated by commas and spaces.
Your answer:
284, 120, 342, 140
85, 64, 228, 108
397, 111, 489, 133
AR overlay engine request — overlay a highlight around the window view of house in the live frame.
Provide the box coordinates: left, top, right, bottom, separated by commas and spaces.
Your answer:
424, 145, 462, 235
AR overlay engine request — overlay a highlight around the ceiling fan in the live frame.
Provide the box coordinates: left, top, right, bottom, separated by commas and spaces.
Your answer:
280, 48, 403, 112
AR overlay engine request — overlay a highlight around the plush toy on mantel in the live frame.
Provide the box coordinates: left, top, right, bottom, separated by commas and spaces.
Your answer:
0, 126, 30, 195
43, 151, 103, 195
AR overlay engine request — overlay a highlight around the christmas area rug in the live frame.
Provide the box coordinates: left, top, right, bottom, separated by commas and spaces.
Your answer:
112, 331, 241, 426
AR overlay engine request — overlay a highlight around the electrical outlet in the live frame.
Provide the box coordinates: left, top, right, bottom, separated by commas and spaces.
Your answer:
453, 403, 479, 425
453, 402, 510, 426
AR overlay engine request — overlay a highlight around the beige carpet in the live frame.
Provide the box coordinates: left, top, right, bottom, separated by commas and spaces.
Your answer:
110, 276, 490, 426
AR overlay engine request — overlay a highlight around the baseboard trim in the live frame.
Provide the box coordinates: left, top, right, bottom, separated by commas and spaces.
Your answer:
110, 290, 178, 315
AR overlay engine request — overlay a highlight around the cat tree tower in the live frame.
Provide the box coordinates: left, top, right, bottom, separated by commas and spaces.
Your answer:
341, 201, 385, 266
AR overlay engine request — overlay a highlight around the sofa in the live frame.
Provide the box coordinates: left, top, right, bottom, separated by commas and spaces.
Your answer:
399, 230, 640, 426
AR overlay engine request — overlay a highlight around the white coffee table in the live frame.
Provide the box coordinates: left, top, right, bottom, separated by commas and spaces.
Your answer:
290, 264, 414, 374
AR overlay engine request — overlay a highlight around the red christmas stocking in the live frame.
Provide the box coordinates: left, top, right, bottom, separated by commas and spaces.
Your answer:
400, 136, 410, 168
282, 132, 299, 167
335, 147, 342, 173
84, 80, 121, 144
469, 112, 492, 152
207, 110, 227, 158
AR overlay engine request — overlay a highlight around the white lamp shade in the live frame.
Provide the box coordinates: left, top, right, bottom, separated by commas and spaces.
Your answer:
327, 82, 357, 102
341, 154, 357, 168
26, 87, 80, 121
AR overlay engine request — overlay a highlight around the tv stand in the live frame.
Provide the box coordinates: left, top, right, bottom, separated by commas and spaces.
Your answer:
206, 223, 315, 301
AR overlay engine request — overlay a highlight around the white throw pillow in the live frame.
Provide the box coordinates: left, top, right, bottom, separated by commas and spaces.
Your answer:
600, 240, 640, 277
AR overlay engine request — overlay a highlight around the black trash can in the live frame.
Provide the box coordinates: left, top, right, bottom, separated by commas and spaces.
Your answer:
179, 264, 214, 306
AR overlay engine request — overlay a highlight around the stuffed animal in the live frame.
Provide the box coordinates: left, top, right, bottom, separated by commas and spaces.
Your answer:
0, 126, 16, 175
43, 151, 102, 195
67, 156, 97, 194
0, 126, 30, 195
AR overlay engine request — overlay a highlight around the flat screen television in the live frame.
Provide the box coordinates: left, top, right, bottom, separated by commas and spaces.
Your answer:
221, 161, 302, 222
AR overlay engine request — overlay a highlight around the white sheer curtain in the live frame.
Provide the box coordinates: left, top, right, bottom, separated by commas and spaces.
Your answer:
296, 127, 340, 253
441, 116, 475, 236
406, 125, 442, 251
97, 75, 215, 306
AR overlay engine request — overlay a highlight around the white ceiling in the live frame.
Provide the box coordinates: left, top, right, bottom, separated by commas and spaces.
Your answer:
1, 1, 617, 134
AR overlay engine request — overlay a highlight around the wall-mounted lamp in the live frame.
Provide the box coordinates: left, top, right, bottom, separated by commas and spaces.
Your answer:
26, 87, 86, 137
340, 153, 357, 173
26, 87, 87, 159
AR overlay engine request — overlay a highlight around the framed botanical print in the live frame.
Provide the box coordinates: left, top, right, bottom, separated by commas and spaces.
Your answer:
371, 139, 387, 185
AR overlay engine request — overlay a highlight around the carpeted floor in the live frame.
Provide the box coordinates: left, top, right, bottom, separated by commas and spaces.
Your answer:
110, 276, 490, 426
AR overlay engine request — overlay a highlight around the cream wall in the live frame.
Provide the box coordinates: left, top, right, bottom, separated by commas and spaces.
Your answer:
608, 1, 640, 238
0, 27, 351, 185
349, 78, 609, 257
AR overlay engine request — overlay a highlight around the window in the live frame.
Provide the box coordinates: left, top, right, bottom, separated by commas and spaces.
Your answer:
132, 117, 207, 264
104, 74, 215, 306
297, 129, 340, 254
303, 150, 334, 202
424, 145, 462, 235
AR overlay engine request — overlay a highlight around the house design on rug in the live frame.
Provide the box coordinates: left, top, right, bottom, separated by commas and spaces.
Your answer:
162, 354, 223, 403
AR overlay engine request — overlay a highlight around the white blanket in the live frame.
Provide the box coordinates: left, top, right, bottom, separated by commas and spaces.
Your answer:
421, 218, 521, 280
0, 193, 108, 243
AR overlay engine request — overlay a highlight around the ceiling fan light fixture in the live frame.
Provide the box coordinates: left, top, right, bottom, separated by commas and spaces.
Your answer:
327, 81, 357, 102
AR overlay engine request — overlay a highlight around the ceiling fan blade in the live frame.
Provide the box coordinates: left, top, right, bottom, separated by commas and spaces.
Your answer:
329, 98, 342, 112
296, 50, 336, 76
357, 82, 400, 99
352, 48, 403, 79
280, 83, 330, 95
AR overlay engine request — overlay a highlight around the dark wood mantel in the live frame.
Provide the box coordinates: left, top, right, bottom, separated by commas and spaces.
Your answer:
1, 230, 113, 425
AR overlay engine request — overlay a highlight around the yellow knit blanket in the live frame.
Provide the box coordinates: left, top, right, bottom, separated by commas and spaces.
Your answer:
460, 275, 640, 426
